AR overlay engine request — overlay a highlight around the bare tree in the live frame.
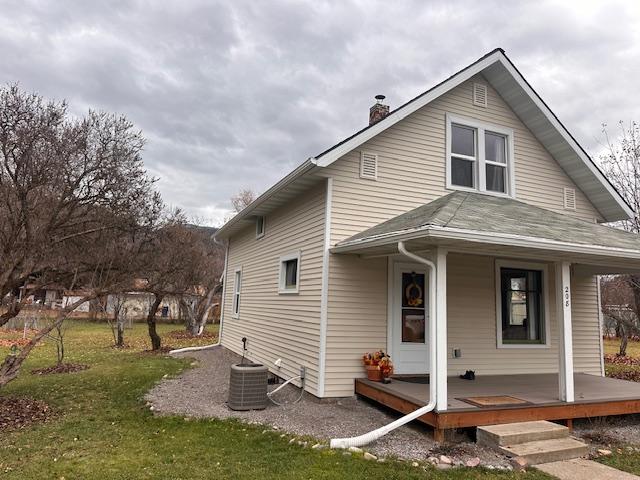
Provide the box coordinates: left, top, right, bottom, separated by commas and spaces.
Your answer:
601, 276, 639, 356
600, 121, 640, 354
230, 188, 255, 213
105, 293, 128, 347
0, 84, 162, 387
179, 226, 225, 336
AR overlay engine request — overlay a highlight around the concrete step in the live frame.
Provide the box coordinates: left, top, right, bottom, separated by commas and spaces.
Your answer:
500, 437, 588, 465
536, 458, 640, 480
477, 421, 569, 447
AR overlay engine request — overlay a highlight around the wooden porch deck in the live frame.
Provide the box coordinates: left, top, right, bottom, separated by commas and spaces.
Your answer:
356, 373, 640, 439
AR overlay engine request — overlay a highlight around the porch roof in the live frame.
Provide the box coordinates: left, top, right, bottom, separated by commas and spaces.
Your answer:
332, 192, 640, 272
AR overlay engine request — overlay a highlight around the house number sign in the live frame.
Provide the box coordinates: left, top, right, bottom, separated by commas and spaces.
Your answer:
564, 286, 570, 308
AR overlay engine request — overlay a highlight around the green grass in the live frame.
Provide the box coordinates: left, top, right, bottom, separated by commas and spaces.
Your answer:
598, 449, 640, 475
596, 338, 640, 475
0, 321, 554, 479
604, 337, 640, 358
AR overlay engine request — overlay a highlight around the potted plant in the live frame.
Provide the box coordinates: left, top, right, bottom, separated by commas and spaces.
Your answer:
362, 350, 392, 382
379, 355, 394, 379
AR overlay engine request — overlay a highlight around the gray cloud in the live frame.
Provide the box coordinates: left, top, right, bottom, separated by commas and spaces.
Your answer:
1, 0, 639, 225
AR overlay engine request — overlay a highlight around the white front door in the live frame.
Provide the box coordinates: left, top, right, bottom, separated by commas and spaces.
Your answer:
392, 263, 429, 374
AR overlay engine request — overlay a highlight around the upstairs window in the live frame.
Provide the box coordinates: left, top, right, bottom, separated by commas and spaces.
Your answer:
256, 216, 265, 239
446, 114, 514, 197
279, 252, 301, 294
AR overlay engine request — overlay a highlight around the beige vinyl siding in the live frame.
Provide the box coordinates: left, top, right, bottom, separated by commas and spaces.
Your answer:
447, 253, 601, 376
324, 74, 602, 242
221, 183, 326, 394
323, 252, 602, 396
323, 255, 387, 396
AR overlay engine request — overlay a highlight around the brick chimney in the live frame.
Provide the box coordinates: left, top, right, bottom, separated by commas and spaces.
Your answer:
369, 94, 389, 125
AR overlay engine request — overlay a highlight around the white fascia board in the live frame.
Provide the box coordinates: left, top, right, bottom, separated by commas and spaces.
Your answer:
315, 54, 503, 167
495, 54, 633, 220
332, 224, 640, 260
315, 50, 631, 220
215, 158, 318, 239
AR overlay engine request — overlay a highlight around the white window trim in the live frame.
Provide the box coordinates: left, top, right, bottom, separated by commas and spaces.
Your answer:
256, 216, 265, 239
446, 113, 516, 198
279, 251, 301, 294
495, 259, 550, 349
232, 267, 242, 318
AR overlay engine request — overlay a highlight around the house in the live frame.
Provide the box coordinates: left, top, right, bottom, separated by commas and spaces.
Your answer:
215, 48, 640, 437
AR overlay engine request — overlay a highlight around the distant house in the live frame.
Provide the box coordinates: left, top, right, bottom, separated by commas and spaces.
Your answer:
214, 49, 640, 434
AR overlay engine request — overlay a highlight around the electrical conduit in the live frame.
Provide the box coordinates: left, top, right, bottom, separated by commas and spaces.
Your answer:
329, 241, 438, 449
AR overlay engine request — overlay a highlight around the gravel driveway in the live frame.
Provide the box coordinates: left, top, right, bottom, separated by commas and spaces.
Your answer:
145, 346, 508, 465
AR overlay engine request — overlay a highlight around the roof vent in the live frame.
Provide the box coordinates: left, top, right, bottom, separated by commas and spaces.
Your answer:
369, 95, 390, 125
360, 152, 378, 180
563, 187, 576, 210
473, 83, 488, 108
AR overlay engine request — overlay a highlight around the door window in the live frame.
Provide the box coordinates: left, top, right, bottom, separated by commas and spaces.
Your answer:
401, 272, 426, 343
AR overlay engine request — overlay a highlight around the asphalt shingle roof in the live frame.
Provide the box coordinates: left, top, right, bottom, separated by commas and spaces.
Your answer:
339, 191, 640, 251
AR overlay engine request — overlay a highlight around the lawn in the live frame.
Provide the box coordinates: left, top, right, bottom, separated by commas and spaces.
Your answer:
604, 337, 640, 381
595, 337, 640, 475
0, 321, 555, 479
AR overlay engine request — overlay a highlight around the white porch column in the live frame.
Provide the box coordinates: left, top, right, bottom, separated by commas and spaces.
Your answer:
436, 248, 448, 411
555, 261, 574, 403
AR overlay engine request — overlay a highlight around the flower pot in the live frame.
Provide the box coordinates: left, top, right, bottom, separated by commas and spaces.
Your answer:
366, 365, 383, 382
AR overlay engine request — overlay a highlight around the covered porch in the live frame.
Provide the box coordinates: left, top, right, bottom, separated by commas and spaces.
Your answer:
356, 373, 640, 440
331, 192, 640, 437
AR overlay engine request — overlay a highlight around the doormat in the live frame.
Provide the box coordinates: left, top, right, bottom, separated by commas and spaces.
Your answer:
457, 395, 531, 408
392, 375, 430, 384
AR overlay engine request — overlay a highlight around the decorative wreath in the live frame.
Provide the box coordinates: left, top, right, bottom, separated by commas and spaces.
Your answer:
405, 273, 423, 307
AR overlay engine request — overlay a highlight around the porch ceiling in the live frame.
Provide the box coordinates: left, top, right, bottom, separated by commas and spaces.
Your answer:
331, 192, 640, 274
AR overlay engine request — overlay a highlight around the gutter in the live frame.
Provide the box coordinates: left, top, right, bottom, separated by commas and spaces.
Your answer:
215, 158, 319, 239
332, 225, 640, 260
329, 241, 437, 448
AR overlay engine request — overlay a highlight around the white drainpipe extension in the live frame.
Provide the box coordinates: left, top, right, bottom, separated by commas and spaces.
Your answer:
329, 241, 437, 449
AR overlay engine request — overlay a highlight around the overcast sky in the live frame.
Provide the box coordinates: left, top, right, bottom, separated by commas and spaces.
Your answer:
1, 0, 639, 225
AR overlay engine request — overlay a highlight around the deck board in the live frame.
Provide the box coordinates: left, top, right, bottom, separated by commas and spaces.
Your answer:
356, 373, 640, 429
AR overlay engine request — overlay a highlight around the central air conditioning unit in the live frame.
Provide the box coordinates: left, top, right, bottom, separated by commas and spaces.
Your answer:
228, 363, 269, 411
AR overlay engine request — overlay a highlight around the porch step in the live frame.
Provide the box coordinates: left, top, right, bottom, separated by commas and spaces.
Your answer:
477, 421, 569, 447
499, 437, 588, 465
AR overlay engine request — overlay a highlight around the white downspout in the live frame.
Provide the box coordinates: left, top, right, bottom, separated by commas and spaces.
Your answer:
170, 240, 230, 355
329, 241, 437, 449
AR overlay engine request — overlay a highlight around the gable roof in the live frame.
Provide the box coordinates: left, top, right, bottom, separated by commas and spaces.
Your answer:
335, 191, 640, 256
216, 49, 632, 239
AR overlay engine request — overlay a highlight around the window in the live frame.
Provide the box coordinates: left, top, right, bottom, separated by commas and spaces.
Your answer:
256, 216, 265, 239
279, 252, 301, 294
446, 114, 514, 196
495, 261, 549, 348
232, 268, 242, 317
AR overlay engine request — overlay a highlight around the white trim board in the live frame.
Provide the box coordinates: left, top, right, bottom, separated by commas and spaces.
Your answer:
317, 177, 332, 397
333, 225, 640, 262
314, 49, 630, 221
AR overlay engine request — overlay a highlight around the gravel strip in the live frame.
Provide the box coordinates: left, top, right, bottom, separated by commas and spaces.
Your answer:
574, 414, 640, 448
145, 346, 511, 466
